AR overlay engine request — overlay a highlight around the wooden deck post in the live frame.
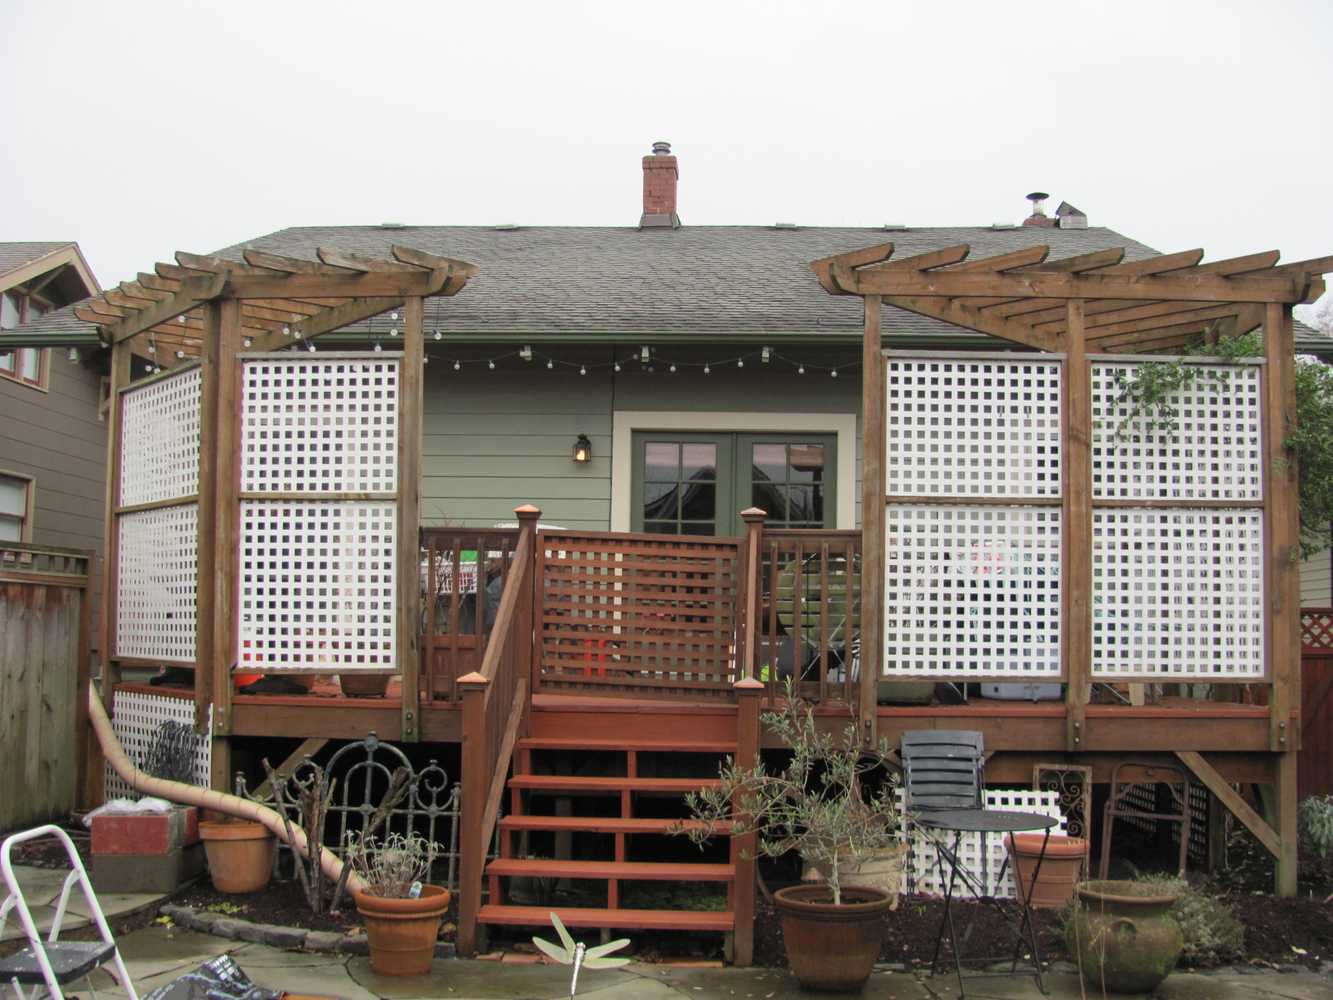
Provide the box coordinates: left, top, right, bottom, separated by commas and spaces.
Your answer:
90, 341, 131, 806
514, 503, 541, 731
1062, 303, 1092, 751
1263, 301, 1301, 895
739, 507, 766, 688
859, 295, 885, 746
457, 670, 489, 957
731, 676, 763, 967
399, 296, 425, 742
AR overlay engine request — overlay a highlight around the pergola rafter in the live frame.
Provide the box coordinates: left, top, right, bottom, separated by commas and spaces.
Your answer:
811, 242, 1329, 353
68, 244, 477, 363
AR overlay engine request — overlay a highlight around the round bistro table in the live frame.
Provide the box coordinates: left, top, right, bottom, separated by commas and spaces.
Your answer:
913, 808, 1060, 998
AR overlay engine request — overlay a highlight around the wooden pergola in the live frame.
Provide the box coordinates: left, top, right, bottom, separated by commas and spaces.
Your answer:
812, 241, 1331, 894
79, 245, 477, 798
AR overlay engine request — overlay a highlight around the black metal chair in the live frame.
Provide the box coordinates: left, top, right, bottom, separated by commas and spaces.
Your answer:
901, 730, 986, 811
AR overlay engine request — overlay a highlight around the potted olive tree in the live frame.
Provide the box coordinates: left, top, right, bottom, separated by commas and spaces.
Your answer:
346, 832, 450, 976
677, 682, 901, 992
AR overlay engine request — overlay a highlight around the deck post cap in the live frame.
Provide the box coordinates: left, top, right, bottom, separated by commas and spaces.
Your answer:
740, 507, 768, 522
514, 504, 542, 519
457, 671, 489, 687
734, 677, 765, 691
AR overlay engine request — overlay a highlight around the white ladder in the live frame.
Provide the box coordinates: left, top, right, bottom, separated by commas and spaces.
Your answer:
0, 825, 138, 1000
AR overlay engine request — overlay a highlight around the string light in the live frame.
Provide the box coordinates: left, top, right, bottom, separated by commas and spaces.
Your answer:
282, 326, 291, 337
547, 359, 554, 369
390, 311, 398, 321
613, 361, 621, 372
830, 368, 837, 378
453, 360, 461, 371
579, 365, 587, 375
737, 358, 744, 368
761, 346, 771, 364
488, 360, 495, 370
242, 337, 253, 349
425, 349, 857, 379
668, 364, 676, 373
434, 330, 443, 341
703, 364, 710, 374
373, 341, 383, 352
798, 364, 805, 375
520, 345, 532, 362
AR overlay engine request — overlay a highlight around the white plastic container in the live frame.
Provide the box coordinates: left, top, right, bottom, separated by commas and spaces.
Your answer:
980, 682, 1062, 702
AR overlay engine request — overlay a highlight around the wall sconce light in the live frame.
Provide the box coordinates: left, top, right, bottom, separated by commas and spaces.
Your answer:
572, 434, 592, 464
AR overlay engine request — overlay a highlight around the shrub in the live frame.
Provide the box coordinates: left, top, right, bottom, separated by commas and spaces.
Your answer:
1133, 876, 1244, 966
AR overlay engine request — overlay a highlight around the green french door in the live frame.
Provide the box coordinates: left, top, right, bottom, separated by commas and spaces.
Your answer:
631, 432, 836, 537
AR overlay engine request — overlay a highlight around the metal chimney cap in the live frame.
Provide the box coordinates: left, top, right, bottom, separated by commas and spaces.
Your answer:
1026, 191, 1050, 203
651, 141, 672, 155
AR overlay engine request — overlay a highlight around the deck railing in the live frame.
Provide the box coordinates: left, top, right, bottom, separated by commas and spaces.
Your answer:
456, 508, 538, 956
421, 526, 520, 702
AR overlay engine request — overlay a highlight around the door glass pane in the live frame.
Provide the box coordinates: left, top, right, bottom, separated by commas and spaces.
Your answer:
748, 440, 831, 528
789, 444, 825, 483
643, 484, 678, 521
680, 482, 716, 521
751, 480, 783, 515
787, 485, 815, 523
752, 443, 786, 483
645, 442, 679, 480
644, 520, 677, 535
680, 522, 715, 536
681, 444, 717, 480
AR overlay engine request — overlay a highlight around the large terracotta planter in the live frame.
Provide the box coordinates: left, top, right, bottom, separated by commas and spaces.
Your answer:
1004, 833, 1087, 909
1066, 880, 1183, 994
773, 884, 892, 992
355, 885, 451, 976
340, 673, 390, 698
198, 819, 274, 893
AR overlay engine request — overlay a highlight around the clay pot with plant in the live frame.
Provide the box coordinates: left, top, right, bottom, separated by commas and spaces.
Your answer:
675, 679, 900, 993
347, 832, 450, 976
198, 818, 275, 894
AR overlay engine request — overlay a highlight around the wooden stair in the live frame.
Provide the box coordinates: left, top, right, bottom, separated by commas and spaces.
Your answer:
478, 735, 738, 943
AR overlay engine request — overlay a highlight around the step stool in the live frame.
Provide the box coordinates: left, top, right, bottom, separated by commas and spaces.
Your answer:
0, 824, 138, 999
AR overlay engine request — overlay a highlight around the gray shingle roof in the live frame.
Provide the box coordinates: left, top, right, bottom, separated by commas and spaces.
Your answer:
0, 242, 75, 278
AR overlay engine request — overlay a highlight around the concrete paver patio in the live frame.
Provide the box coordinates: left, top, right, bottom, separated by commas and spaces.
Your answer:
67, 925, 1332, 1000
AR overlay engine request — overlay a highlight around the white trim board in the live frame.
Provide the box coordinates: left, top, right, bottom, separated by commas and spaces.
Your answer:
610, 410, 857, 532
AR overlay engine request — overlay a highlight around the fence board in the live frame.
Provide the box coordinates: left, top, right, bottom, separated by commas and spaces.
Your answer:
0, 544, 90, 833
1299, 608, 1333, 799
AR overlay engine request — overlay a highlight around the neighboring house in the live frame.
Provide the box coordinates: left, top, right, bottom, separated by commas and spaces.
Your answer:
1302, 543, 1332, 604
0, 242, 105, 617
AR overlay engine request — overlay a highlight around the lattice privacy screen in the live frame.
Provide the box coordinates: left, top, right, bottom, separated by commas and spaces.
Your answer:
105, 690, 211, 799
885, 358, 1062, 497
1091, 363, 1263, 502
883, 506, 1062, 677
901, 788, 1068, 899
119, 368, 202, 507
238, 501, 397, 671
242, 358, 399, 494
1092, 509, 1264, 678
116, 503, 198, 662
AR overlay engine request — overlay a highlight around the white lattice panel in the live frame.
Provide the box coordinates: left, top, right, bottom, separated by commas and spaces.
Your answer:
241, 358, 399, 494
238, 500, 397, 671
883, 506, 1062, 677
116, 503, 198, 662
105, 691, 211, 799
901, 789, 1068, 899
885, 358, 1062, 497
119, 368, 201, 506
1092, 509, 1264, 678
1091, 363, 1262, 501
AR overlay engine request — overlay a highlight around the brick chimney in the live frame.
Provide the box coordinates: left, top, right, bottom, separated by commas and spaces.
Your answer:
640, 141, 680, 229
1022, 191, 1056, 228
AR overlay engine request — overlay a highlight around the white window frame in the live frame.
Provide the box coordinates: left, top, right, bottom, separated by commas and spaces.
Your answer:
611, 410, 857, 532
0, 470, 35, 543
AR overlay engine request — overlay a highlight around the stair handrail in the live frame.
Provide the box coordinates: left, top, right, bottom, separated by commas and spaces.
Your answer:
457, 504, 540, 956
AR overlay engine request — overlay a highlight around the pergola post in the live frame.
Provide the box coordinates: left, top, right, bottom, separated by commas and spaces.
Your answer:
1263, 301, 1301, 895
399, 296, 425, 741
859, 295, 885, 744
1062, 302, 1092, 750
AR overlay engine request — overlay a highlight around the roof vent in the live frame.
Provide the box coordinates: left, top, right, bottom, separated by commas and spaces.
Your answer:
882, 223, 908, 231
773, 222, 798, 230
493, 223, 520, 231
1056, 200, 1088, 230
1023, 191, 1056, 228
990, 222, 1018, 230
379, 222, 407, 229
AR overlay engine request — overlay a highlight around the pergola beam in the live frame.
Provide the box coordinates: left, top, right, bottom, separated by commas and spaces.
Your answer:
106, 273, 227, 344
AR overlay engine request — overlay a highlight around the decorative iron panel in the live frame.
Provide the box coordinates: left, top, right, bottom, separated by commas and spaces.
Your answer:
884, 358, 1062, 498
116, 503, 198, 662
119, 368, 201, 507
883, 505, 1062, 677
241, 358, 399, 494
1091, 363, 1263, 502
237, 500, 397, 671
1092, 509, 1264, 678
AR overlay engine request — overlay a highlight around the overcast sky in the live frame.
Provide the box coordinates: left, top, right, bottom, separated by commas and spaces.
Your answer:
3, 0, 1330, 313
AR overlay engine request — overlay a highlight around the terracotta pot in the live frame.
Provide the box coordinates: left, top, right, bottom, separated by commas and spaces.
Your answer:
773, 884, 893, 992
340, 673, 390, 698
198, 820, 274, 893
1004, 833, 1087, 909
1066, 879, 1182, 994
354, 885, 451, 976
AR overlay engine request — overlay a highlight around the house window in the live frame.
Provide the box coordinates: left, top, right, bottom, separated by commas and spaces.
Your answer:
0, 473, 33, 542
0, 291, 48, 389
632, 432, 835, 536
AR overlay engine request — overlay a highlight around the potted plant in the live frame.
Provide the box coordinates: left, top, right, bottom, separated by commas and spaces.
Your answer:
1004, 832, 1088, 909
1065, 879, 1183, 993
198, 817, 274, 893
339, 672, 391, 698
678, 681, 900, 992
347, 831, 450, 976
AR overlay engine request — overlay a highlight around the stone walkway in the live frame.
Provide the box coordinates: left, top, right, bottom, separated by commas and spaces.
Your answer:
65, 924, 1331, 1000
0, 864, 161, 944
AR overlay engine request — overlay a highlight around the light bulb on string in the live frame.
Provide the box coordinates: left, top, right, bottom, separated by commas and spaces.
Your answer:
390, 312, 398, 321
282, 326, 291, 337
703, 364, 710, 374
613, 361, 621, 372
434, 330, 442, 341
830, 368, 838, 378
579, 365, 587, 375
798, 364, 805, 375
242, 337, 253, 349
547, 359, 554, 370
668, 364, 676, 373
737, 358, 744, 368
488, 360, 496, 370
373, 341, 383, 352
389, 328, 398, 337
453, 360, 461, 371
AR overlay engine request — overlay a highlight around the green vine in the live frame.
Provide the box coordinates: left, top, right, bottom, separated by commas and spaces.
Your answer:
1112, 333, 1333, 557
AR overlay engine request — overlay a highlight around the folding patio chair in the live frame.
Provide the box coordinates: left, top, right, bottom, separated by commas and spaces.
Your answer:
0, 825, 138, 1000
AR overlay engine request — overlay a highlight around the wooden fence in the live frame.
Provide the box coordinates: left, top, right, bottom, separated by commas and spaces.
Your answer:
0, 543, 92, 833
1299, 608, 1333, 799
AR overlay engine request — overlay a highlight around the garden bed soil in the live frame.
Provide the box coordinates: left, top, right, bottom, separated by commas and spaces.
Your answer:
170, 878, 459, 942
